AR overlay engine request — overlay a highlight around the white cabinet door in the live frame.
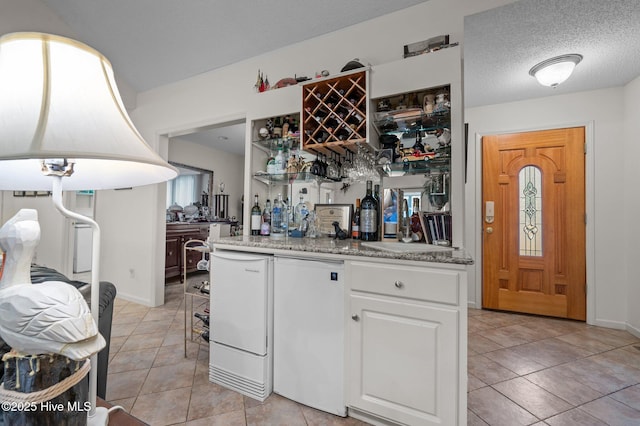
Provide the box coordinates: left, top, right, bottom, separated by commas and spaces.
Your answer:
348, 294, 459, 426
211, 252, 270, 355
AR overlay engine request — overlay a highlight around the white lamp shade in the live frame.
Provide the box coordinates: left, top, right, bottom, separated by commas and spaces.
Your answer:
529, 54, 583, 88
0, 32, 177, 190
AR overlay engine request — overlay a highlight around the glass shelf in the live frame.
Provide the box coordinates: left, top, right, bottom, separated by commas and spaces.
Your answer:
378, 156, 450, 177
373, 109, 450, 135
253, 171, 339, 185
252, 136, 300, 154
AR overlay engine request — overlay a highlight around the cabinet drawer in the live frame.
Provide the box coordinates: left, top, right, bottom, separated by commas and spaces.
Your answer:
349, 261, 459, 305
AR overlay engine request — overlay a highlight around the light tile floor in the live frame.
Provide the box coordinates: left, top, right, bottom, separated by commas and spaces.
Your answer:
106, 273, 640, 425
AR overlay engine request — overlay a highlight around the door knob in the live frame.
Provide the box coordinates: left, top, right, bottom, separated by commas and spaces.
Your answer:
486, 227, 494, 234
351, 314, 360, 321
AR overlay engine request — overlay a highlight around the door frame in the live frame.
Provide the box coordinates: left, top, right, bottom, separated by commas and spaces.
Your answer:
472, 121, 595, 324
152, 112, 248, 307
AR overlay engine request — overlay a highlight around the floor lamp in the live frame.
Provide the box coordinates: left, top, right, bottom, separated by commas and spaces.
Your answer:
0, 33, 177, 425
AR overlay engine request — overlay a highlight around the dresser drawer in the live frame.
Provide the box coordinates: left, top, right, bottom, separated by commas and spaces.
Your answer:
348, 261, 459, 305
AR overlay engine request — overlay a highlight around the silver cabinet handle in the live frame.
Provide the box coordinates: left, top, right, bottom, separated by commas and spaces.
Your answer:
351, 314, 360, 321
394, 280, 404, 289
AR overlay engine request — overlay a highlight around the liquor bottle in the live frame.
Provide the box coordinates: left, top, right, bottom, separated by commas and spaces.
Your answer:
260, 199, 271, 236
194, 312, 210, 327
271, 194, 284, 235
352, 198, 361, 239
274, 146, 285, 174
251, 194, 261, 236
360, 181, 378, 241
282, 197, 290, 233
294, 195, 309, 230
411, 198, 424, 241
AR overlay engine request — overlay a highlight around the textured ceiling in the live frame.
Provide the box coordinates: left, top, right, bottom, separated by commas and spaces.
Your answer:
40, 0, 427, 92
36, 0, 640, 151
464, 0, 640, 107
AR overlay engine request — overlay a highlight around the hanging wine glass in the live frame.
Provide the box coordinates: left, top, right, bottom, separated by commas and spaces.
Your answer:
343, 150, 355, 183
310, 154, 322, 176
320, 153, 328, 177
326, 152, 339, 181
427, 172, 449, 211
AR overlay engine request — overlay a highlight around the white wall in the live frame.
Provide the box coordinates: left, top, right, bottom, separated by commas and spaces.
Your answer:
0, 193, 70, 272
169, 138, 245, 221
623, 75, 640, 336
465, 87, 629, 329
124, 0, 515, 306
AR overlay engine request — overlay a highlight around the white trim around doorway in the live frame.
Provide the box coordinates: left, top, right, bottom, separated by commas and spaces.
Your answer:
471, 121, 596, 325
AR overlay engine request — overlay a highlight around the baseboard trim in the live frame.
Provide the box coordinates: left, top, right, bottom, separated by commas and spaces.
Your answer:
591, 318, 627, 330
626, 322, 640, 339
113, 292, 152, 307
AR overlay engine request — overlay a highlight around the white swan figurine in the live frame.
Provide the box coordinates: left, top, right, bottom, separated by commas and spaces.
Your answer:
0, 209, 105, 361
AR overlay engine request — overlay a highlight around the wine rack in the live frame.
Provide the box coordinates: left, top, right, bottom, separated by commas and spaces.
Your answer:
183, 239, 211, 356
301, 69, 368, 155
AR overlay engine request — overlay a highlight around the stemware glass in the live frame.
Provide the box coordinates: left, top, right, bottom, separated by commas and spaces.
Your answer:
326, 152, 340, 181
427, 172, 449, 211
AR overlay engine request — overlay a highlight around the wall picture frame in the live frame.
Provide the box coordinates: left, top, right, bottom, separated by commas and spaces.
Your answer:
314, 204, 352, 237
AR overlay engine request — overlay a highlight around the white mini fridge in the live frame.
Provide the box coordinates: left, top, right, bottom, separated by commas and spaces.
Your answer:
210, 251, 273, 401
273, 256, 346, 416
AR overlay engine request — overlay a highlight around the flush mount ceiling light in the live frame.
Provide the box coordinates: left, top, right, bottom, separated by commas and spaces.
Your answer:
529, 54, 583, 88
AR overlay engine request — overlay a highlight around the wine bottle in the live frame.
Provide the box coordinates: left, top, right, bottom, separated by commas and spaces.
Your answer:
360, 181, 378, 241
373, 184, 382, 239
325, 94, 339, 109
335, 126, 350, 141
324, 116, 339, 134
251, 194, 261, 236
411, 198, 424, 241
346, 110, 364, 127
194, 312, 210, 327
200, 330, 210, 342
352, 198, 361, 239
314, 107, 329, 122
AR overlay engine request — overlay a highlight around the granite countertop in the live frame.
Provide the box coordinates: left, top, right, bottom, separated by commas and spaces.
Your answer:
211, 235, 474, 265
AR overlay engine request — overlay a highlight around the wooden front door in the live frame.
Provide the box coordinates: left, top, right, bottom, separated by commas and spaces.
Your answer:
482, 128, 586, 320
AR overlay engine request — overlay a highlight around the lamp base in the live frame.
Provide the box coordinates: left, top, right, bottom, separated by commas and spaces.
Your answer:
88, 406, 109, 426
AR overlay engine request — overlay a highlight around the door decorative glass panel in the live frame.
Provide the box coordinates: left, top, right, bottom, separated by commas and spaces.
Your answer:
519, 166, 542, 256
